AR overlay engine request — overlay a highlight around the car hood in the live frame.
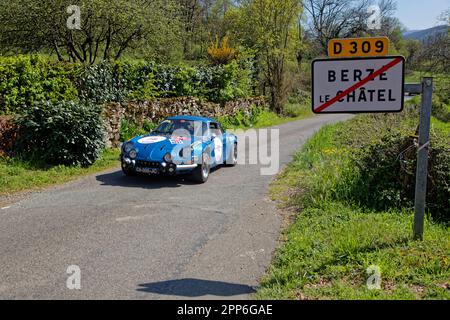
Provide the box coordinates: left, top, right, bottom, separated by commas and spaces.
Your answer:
130, 134, 191, 161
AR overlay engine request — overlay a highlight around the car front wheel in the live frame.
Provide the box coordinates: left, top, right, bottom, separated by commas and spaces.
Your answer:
191, 152, 210, 183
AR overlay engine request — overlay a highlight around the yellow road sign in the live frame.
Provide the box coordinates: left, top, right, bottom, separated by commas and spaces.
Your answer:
328, 37, 389, 58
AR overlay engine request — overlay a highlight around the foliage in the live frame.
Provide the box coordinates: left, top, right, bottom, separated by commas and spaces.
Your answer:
0, 115, 18, 156
229, 0, 302, 113
351, 133, 449, 222
289, 113, 450, 223
218, 104, 265, 129
15, 101, 106, 167
207, 35, 237, 65
0, 55, 78, 114
117, 61, 252, 102
0, 0, 182, 64
76, 62, 125, 104
0, 56, 255, 114
258, 114, 450, 299
218, 102, 312, 131
119, 118, 155, 142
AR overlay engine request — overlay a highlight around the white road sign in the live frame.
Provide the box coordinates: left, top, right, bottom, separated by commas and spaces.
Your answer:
312, 56, 405, 113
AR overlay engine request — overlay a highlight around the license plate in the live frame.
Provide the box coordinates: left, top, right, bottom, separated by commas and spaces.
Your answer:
136, 167, 159, 174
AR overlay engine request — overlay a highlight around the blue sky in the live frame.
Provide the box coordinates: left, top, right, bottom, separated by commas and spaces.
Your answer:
396, 0, 449, 30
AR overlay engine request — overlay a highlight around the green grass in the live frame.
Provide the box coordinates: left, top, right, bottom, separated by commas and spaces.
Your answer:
250, 109, 313, 129
0, 148, 120, 195
258, 115, 450, 300
432, 117, 450, 136
257, 203, 449, 300
220, 104, 314, 130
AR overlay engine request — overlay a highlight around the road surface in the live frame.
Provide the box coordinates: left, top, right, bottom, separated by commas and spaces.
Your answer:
0, 114, 351, 299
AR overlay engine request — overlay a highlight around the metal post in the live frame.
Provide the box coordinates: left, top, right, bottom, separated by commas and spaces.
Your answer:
413, 77, 433, 241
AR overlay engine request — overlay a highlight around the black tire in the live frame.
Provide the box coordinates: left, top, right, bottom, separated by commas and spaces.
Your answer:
191, 152, 210, 183
225, 143, 238, 167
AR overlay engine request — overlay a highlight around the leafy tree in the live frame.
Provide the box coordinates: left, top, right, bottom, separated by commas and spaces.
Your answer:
227, 0, 302, 113
0, 0, 182, 64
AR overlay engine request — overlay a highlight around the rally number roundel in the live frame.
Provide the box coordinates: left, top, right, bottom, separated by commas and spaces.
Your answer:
213, 137, 223, 162
137, 136, 166, 144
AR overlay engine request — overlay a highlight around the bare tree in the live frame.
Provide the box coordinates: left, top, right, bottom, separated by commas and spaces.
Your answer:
417, 10, 450, 73
304, 0, 371, 52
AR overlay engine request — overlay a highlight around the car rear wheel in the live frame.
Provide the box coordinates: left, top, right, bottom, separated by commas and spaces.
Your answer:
191, 152, 210, 183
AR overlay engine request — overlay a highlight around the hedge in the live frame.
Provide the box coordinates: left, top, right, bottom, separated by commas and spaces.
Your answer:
0, 55, 254, 115
0, 55, 79, 114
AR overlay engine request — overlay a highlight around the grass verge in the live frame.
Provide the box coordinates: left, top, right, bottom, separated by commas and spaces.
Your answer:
219, 103, 313, 130
257, 116, 449, 300
0, 148, 120, 195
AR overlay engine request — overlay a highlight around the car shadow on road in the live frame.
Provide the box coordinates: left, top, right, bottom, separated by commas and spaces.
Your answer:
95, 170, 200, 189
137, 278, 255, 297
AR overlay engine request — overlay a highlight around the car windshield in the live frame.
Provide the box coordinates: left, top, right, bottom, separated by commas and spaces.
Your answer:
153, 119, 200, 136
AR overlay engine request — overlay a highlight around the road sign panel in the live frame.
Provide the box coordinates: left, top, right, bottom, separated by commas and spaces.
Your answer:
328, 37, 389, 58
312, 56, 405, 114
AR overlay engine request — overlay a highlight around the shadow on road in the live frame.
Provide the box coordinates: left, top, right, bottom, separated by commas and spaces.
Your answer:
96, 170, 199, 189
137, 278, 255, 297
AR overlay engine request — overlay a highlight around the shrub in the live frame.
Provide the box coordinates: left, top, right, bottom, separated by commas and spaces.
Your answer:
350, 132, 449, 223
207, 35, 237, 65
0, 55, 79, 114
119, 119, 156, 142
218, 104, 265, 130
76, 62, 125, 104
0, 115, 18, 157
15, 101, 106, 167
119, 62, 159, 101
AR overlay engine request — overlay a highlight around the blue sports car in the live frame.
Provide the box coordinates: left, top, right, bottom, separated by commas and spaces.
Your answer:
120, 116, 238, 183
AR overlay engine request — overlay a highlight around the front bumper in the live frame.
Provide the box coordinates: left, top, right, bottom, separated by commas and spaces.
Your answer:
121, 156, 198, 175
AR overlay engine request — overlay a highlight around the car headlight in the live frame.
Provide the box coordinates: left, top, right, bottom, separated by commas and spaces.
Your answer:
164, 153, 172, 163
129, 149, 137, 159
123, 142, 133, 153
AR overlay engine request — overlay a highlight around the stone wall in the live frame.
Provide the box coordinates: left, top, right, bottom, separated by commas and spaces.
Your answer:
102, 96, 267, 147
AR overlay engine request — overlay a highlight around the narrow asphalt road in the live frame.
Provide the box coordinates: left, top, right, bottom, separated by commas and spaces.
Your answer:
0, 114, 351, 300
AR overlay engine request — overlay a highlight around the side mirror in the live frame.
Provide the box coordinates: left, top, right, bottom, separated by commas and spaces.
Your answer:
211, 133, 217, 141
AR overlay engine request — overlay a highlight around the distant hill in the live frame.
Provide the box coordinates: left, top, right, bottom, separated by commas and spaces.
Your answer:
403, 25, 449, 41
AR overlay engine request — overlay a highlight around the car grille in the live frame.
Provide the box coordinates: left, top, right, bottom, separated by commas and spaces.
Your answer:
136, 160, 161, 168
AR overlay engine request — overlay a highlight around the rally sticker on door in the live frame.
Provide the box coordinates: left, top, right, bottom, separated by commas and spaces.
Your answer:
213, 137, 223, 162
170, 136, 190, 144
137, 136, 167, 144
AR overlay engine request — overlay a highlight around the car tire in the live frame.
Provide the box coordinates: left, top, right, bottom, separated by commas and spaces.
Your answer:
191, 152, 210, 183
225, 143, 238, 167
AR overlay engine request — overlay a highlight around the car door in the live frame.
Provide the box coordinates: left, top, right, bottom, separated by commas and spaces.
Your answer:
209, 122, 224, 165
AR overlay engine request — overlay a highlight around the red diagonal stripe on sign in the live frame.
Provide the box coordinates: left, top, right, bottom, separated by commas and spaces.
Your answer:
314, 57, 403, 113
